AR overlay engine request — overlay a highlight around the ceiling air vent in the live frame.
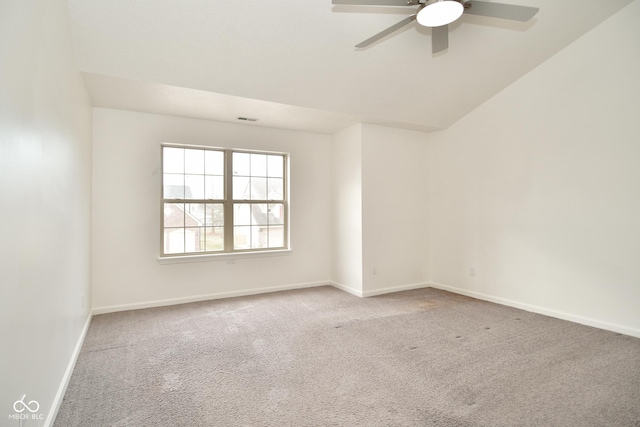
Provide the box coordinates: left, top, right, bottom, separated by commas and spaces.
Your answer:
237, 117, 258, 122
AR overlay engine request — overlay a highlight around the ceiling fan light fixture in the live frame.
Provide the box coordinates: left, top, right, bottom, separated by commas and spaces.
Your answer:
416, 0, 464, 27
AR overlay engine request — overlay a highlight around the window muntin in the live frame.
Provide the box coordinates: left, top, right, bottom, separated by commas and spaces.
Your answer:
161, 145, 288, 256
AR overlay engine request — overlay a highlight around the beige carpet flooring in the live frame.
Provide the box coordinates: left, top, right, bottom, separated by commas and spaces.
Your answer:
54, 286, 640, 426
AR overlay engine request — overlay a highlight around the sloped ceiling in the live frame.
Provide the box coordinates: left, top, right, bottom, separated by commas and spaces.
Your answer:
67, 0, 633, 134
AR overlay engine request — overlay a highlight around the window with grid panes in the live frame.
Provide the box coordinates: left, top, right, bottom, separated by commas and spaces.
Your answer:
161, 145, 288, 256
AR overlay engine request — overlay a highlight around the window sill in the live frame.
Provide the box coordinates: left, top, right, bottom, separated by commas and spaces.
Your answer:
157, 249, 292, 264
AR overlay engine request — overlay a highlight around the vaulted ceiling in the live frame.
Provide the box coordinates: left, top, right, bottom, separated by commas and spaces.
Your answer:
67, 0, 633, 133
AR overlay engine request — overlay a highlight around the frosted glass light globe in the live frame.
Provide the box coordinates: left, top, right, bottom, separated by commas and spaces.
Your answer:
417, 1, 464, 27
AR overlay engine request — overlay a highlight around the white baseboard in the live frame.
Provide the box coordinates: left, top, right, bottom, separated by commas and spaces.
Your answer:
329, 281, 431, 298
363, 282, 430, 297
93, 281, 330, 315
429, 282, 640, 339
45, 311, 93, 427
329, 281, 364, 297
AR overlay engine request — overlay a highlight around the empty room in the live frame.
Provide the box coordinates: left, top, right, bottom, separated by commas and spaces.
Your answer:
1, 0, 639, 426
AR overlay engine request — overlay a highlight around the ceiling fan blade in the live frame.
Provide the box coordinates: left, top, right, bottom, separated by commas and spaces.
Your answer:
333, 0, 416, 5
355, 15, 417, 48
465, 1, 539, 21
432, 25, 448, 53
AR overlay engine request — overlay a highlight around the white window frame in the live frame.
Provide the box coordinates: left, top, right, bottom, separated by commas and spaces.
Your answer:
160, 143, 289, 259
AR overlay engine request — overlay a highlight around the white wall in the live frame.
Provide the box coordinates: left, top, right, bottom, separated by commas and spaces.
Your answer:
361, 124, 429, 295
427, 0, 640, 336
330, 124, 430, 296
330, 125, 364, 294
0, 0, 93, 425
92, 108, 331, 311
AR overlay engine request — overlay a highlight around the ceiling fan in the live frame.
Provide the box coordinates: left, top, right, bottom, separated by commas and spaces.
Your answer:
332, 0, 539, 53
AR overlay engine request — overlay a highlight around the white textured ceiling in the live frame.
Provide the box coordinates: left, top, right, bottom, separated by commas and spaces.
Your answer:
67, 0, 633, 133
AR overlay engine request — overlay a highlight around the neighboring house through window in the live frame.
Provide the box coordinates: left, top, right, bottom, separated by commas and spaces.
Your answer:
161, 144, 288, 256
